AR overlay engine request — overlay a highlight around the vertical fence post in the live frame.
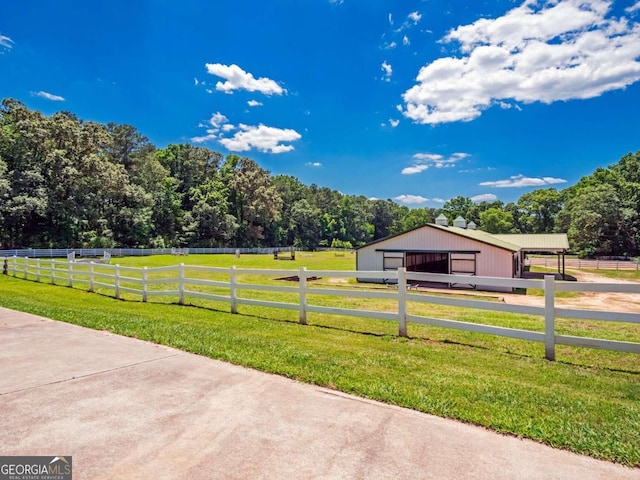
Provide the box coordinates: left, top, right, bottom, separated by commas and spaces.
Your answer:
36, 259, 41, 282
68, 259, 73, 288
230, 266, 237, 314
23, 257, 29, 279
398, 267, 408, 337
299, 266, 307, 325
50, 259, 55, 284
12, 256, 17, 277
544, 275, 556, 361
89, 262, 95, 292
115, 264, 121, 300
142, 267, 148, 302
178, 263, 185, 305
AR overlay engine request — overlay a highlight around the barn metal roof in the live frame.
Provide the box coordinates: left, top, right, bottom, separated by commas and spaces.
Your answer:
357, 224, 569, 253
428, 224, 522, 252
492, 234, 570, 252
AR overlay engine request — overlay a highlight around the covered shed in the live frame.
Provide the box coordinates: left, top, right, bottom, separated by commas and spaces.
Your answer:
493, 233, 570, 278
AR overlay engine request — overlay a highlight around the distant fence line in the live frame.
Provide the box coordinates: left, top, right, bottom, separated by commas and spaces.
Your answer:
527, 256, 640, 271
2, 256, 639, 362
0, 247, 300, 258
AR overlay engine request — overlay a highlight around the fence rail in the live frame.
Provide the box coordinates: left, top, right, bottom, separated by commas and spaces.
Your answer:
0, 247, 299, 258
2, 256, 639, 361
527, 257, 640, 271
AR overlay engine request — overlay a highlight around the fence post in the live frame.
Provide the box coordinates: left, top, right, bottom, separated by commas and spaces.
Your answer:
299, 266, 307, 325
544, 275, 556, 361
36, 259, 41, 282
398, 267, 408, 337
89, 262, 95, 292
115, 264, 120, 300
12, 256, 17, 277
178, 263, 185, 305
23, 256, 29, 279
142, 267, 148, 302
596, 259, 599, 270
50, 259, 55, 284
230, 266, 237, 314
68, 259, 73, 288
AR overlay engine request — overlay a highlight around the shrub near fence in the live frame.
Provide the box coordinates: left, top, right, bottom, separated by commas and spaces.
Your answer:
3, 256, 640, 361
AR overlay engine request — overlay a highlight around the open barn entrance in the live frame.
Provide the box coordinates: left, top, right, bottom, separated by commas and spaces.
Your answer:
406, 252, 448, 274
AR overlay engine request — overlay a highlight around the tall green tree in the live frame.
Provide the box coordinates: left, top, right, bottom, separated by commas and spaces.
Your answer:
515, 188, 563, 233
558, 184, 631, 257
441, 196, 474, 222
479, 208, 514, 234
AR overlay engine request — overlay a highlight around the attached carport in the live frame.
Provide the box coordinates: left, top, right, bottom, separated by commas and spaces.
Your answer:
493, 234, 571, 279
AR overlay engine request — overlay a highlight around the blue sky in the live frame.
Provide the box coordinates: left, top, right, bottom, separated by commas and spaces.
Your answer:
2, 0, 640, 207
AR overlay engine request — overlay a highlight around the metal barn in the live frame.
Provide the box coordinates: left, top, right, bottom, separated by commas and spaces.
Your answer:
356, 217, 569, 291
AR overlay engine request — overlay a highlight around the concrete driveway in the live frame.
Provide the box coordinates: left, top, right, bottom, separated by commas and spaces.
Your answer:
1, 307, 638, 479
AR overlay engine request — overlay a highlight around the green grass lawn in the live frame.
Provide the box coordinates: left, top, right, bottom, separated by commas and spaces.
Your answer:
1, 252, 639, 467
581, 268, 640, 281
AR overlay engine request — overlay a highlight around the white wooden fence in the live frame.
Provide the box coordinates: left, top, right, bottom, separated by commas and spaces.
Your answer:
527, 256, 640, 270
2, 256, 639, 361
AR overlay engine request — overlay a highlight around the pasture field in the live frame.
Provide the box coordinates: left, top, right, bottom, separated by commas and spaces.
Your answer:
0, 252, 639, 466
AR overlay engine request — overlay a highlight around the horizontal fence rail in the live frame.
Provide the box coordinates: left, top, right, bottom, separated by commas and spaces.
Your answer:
0, 247, 307, 259
527, 256, 640, 271
2, 256, 639, 361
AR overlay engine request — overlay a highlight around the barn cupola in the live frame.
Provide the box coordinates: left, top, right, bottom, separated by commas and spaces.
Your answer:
467, 221, 477, 230
435, 214, 449, 226
453, 216, 467, 228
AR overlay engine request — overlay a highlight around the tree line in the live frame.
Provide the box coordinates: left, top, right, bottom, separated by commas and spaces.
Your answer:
0, 99, 638, 258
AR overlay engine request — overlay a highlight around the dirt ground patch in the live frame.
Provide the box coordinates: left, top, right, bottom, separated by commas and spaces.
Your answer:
503, 270, 640, 313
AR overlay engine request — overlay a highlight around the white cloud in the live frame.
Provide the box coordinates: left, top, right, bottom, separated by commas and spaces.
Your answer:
471, 193, 498, 202
306, 162, 322, 167
194, 78, 199, 86
247, 99, 263, 107
0, 35, 13, 50
205, 63, 285, 95
389, 118, 400, 127
403, 0, 640, 125
626, 1, 640, 13
31, 91, 65, 101
479, 174, 567, 188
408, 11, 422, 24
395, 194, 429, 204
205, 88, 213, 94
381, 61, 393, 81
401, 164, 429, 175
191, 131, 219, 143
388, 13, 393, 25
209, 112, 228, 128
396, 104, 404, 112
383, 41, 397, 49
403, 35, 410, 46
431, 197, 446, 204
413, 153, 443, 161
219, 123, 301, 154
329, 0, 344, 4
404, 152, 469, 174
191, 112, 233, 143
